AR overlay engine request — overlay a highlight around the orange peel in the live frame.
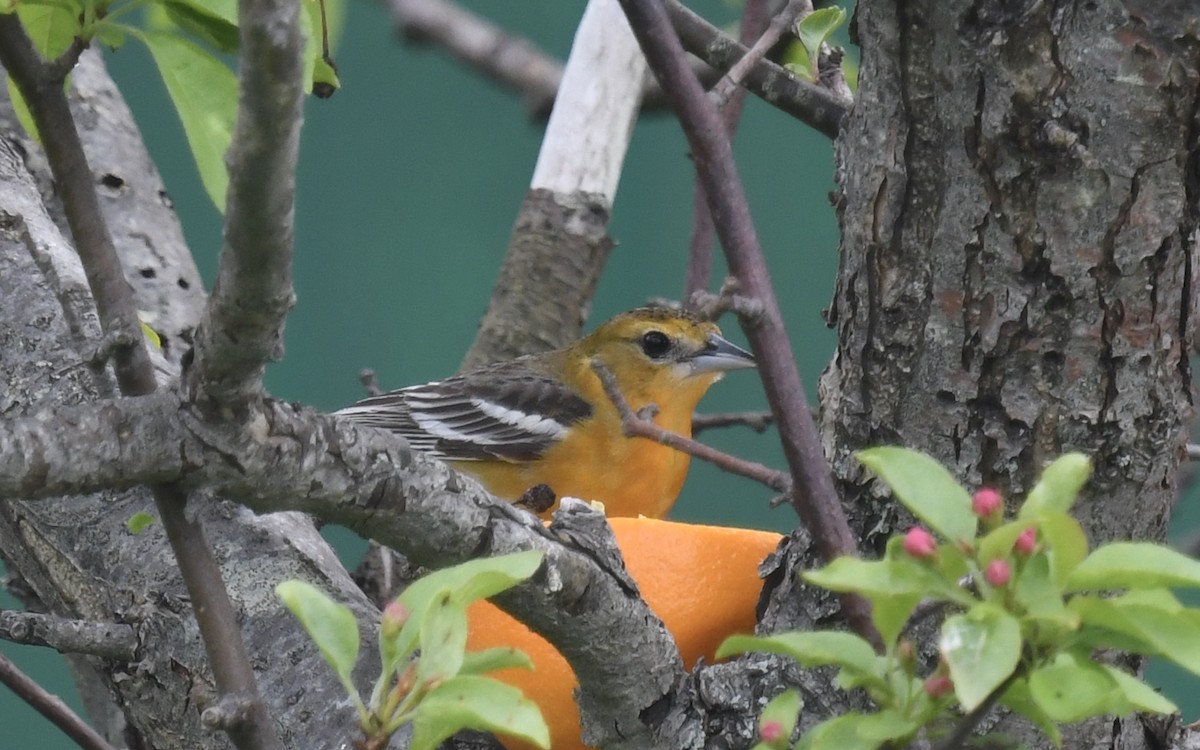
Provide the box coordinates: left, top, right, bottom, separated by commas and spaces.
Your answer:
466, 517, 783, 750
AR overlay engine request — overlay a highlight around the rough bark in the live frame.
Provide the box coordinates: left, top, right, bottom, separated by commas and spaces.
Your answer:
810, 0, 1199, 746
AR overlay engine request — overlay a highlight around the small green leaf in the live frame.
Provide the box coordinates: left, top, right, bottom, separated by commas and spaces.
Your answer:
978, 521, 1031, 566
95, 21, 126, 50
460, 647, 534, 676
126, 511, 157, 534
1028, 652, 1119, 722
276, 580, 360, 688
414, 592, 468, 688
17, 3, 79, 59
780, 43, 815, 83
141, 30, 236, 212
718, 632, 882, 680
939, 605, 1021, 710
856, 447, 977, 543
794, 7, 846, 63
1071, 590, 1200, 675
1033, 512, 1089, 584
1019, 453, 1091, 518
139, 319, 162, 349
759, 689, 802, 743
311, 56, 340, 98
998, 678, 1062, 746
1013, 552, 1076, 640
408, 675, 549, 750
6, 77, 40, 142
162, 0, 239, 53
854, 708, 918, 743
1102, 664, 1176, 715
1065, 542, 1200, 592
797, 712, 884, 750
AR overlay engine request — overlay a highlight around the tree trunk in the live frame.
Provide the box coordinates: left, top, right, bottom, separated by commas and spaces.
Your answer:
818, 0, 1199, 745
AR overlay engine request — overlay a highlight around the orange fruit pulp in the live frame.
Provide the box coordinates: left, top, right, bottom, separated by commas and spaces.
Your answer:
466, 517, 784, 750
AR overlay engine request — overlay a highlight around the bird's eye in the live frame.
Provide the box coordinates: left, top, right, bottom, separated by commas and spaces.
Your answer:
640, 330, 672, 359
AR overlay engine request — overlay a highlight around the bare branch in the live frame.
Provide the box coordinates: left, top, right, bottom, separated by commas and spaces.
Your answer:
616, 0, 878, 648
591, 360, 791, 493
0, 653, 117, 750
708, 0, 809, 108
665, 0, 850, 139
692, 411, 775, 435
189, 0, 306, 403
0, 610, 137, 661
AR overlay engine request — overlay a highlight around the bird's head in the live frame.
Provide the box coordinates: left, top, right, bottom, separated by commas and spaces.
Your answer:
577, 307, 755, 405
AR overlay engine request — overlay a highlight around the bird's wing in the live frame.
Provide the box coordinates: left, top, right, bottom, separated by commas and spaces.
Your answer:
336, 362, 593, 462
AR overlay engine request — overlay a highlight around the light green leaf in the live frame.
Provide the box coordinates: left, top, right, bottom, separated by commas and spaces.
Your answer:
1102, 665, 1176, 715
856, 447, 977, 543
6, 77, 40, 142
460, 647, 534, 676
276, 580, 360, 690
17, 3, 79, 58
162, 0, 239, 53
1034, 512, 1089, 584
1019, 453, 1091, 518
141, 30, 236, 212
1013, 552, 1076, 639
939, 605, 1021, 710
978, 521, 1031, 565
1028, 652, 1120, 722
718, 632, 882, 680
1071, 590, 1200, 675
797, 712, 884, 750
126, 511, 157, 534
408, 675, 549, 750
414, 592, 468, 688
998, 678, 1062, 746
794, 7, 846, 62
1065, 542, 1200, 592
759, 689, 802, 745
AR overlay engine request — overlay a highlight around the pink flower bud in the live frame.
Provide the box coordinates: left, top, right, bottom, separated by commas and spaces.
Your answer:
381, 600, 409, 639
924, 674, 954, 698
760, 720, 786, 744
903, 527, 937, 559
985, 559, 1011, 587
1014, 527, 1037, 556
972, 488, 1003, 518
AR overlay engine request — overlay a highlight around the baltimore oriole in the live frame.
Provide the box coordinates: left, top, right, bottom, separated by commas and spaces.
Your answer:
337, 306, 755, 518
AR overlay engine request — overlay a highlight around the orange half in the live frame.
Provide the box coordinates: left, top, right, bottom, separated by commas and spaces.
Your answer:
466, 517, 784, 750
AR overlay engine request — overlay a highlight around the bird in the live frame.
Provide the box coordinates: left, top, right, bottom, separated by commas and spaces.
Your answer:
336, 306, 755, 519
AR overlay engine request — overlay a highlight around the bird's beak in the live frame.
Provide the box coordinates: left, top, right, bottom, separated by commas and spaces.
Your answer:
689, 333, 756, 374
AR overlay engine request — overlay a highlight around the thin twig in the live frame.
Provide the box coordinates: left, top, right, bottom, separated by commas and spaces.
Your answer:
0, 610, 137, 661
708, 0, 810, 108
0, 653, 117, 750
617, 0, 879, 650
0, 11, 285, 750
692, 411, 775, 435
665, 0, 850, 139
591, 360, 791, 492
685, 0, 768, 302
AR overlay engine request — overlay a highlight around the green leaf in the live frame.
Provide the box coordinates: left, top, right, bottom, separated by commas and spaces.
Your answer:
141, 30, 236, 212
95, 21, 126, 50
1013, 551, 1077, 639
1102, 664, 1176, 715
718, 632, 882, 680
17, 3, 79, 58
1034, 512, 1089, 584
856, 447, 976, 543
1071, 590, 1200, 675
414, 592, 468, 688
1019, 453, 1091, 518
460, 647, 534, 676
998, 678, 1062, 746
794, 7, 846, 64
939, 605, 1021, 710
162, 0, 239, 53
797, 712, 885, 750
1065, 542, 1200, 592
408, 675, 549, 750
759, 689, 802, 744
978, 521, 1031, 566
276, 580, 360, 690
6, 77, 40, 142
126, 511, 157, 534
780, 42, 815, 83
391, 551, 543, 669
311, 55, 340, 97
1028, 652, 1121, 722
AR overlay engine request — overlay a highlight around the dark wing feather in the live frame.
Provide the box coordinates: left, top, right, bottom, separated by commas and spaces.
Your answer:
336, 359, 592, 462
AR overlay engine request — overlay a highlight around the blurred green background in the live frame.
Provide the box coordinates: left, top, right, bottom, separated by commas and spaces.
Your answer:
1, 0, 1195, 746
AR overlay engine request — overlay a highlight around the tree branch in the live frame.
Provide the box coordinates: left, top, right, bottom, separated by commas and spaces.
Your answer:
616, 0, 879, 648
188, 0, 306, 404
665, 0, 850, 139
0, 653, 117, 750
708, 0, 809, 108
0, 610, 137, 661
591, 360, 791, 492
691, 410, 775, 435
